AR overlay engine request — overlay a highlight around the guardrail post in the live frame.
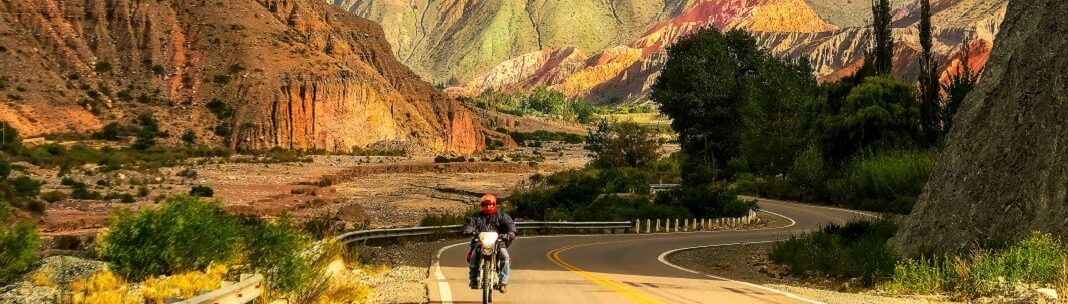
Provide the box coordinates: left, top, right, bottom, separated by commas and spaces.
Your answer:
634, 220, 640, 233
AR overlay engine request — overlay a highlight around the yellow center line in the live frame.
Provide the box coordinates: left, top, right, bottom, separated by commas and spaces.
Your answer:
546, 241, 663, 304
543, 232, 771, 304
542, 204, 848, 304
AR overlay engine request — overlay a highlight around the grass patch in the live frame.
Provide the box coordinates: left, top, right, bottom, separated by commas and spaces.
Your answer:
885, 233, 1068, 297
824, 150, 935, 213
769, 219, 899, 286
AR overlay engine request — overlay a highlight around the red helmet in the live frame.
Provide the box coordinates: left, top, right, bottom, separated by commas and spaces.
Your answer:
480, 194, 498, 215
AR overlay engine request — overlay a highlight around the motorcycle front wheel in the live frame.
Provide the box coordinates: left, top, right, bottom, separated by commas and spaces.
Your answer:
482, 257, 493, 304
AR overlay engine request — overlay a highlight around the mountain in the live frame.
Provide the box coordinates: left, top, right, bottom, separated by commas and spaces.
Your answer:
336, 0, 1006, 104
0, 0, 483, 154
331, 0, 701, 85
893, 0, 1067, 255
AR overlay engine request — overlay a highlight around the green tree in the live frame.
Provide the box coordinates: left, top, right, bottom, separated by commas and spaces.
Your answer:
585, 121, 661, 168
917, 0, 942, 145
869, 0, 895, 76
942, 37, 979, 135
651, 28, 758, 180
812, 77, 922, 161
739, 57, 817, 175
524, 86, 566, 115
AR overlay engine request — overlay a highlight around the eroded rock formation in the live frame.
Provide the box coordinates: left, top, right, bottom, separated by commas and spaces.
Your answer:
338, 0, 1006, 104
893, 0, 1067, 255
0, 0, 483, 154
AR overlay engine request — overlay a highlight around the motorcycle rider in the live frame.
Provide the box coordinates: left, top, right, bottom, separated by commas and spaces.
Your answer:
463, 193, 516, 293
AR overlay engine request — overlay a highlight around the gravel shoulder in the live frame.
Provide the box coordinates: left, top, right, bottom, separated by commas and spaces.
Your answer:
352, 238, 466, 304
667, 242, 956, 304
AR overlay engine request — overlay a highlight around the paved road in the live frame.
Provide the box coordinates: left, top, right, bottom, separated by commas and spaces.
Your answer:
428, 198, 873, 304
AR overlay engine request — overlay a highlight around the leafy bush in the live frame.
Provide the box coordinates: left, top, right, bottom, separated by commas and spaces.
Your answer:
181, 130, 197, 144
94, 122, 129, 141
511, 165, 745, 221
9, 176, 42, 198
653, 185, 754, 218
40, 190, 68, 203
824, 150, 935, 213
24, 200, 46, 214
509, 130, 585, 145
93, 61, 112, 73
0, 159, 9, 180
189, 185, 214, 197
770, 219, 899, 286
132, 113, 160, 150
97, 196, 243, 280
0, 120, 22, 154
241, 215, 312, 294
0, 201, 40, 284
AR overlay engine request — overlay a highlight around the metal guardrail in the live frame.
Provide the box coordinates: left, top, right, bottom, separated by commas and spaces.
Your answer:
333, 221, 633, 244
177, 273, 263, 304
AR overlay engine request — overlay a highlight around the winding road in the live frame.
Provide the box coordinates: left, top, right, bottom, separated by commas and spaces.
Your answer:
427, 198, 874, 304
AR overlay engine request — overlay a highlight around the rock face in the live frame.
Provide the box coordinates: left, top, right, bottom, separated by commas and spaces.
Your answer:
893, 0, 1067, 255
338, 0, 1006, 104
0, 0, 483, 154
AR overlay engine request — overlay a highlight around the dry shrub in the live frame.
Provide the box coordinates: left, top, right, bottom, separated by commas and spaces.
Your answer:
29, 270, 54, 287
69, 270, 138, 304
141, 264, 227, 303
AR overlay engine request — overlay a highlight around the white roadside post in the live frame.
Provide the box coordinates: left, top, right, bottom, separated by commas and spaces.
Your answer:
645, 219, 651, 234
634, 220, 640, 233
656, 219, 660, 233
674, 219, 679, 232
684, 219, 689, 232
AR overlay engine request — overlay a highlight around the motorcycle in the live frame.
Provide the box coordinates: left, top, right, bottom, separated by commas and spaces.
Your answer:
474, 232, 506, 304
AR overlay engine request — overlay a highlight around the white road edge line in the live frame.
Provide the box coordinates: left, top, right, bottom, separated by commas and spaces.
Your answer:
745, 196, 879, 219
433, 242, 468, 304
656, 240, 825, 304
654, 209, 822, 304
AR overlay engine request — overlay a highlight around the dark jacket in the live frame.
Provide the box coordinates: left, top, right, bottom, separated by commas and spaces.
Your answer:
463, 211, 517, 246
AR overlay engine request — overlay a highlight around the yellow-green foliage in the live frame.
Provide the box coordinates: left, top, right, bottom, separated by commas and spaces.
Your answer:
70, 271, 138, 304
141, 264, 227, 303
70, 265, 227, 304
886, 233, 1068, 297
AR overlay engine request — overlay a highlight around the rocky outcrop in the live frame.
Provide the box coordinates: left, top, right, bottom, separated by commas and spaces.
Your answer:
893, 0, 1067, 255
0, 0, 483, 153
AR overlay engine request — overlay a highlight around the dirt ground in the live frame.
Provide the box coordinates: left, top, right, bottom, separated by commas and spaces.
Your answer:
26, 143, 590, 243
